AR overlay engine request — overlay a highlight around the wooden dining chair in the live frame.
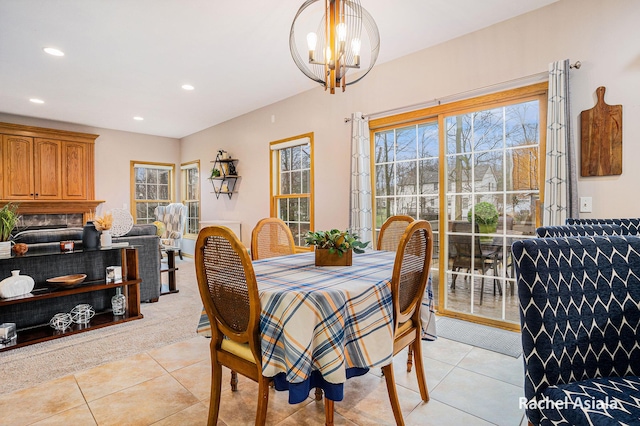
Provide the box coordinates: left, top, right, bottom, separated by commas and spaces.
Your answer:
251, 217, 296, 260
195, 225, 272, 426
377, 214, 418, 373
377, 215, 414, 252
382, 220, 433, 426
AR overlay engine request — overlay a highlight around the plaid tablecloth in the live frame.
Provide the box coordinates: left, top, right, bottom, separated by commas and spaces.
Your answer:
196, 249, 437, 403
253, 250, 436, 402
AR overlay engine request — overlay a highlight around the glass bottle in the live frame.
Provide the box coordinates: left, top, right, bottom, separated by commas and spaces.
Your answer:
111, 287, 126, 316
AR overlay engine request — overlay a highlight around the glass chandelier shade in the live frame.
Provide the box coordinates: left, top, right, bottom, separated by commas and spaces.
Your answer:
290, 0, 380, 94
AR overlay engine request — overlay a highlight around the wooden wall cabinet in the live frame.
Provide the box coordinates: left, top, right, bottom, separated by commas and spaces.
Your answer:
0, 123, 98, 202
0, 122, 102, 220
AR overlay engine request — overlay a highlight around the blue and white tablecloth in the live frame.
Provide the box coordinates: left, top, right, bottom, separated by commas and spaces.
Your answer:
252, 250, 436, 403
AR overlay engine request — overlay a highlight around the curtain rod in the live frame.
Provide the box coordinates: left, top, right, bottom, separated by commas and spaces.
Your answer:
345, 62, 581, 123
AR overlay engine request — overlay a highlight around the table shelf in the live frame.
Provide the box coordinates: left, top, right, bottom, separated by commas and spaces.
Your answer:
0, 247, 142, 352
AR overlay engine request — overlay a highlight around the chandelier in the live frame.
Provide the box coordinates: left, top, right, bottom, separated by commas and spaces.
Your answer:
290, 0, 380, 94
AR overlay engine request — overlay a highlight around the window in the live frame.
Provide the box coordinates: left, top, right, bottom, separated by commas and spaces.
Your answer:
131, 161, 174, 224
270, 133, 314, 247
374, 120, 439, 232
181, 161, 200, 235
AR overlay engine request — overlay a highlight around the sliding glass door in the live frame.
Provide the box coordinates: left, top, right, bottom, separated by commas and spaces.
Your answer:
444, 99, 542, 324
371, 83, 547, 329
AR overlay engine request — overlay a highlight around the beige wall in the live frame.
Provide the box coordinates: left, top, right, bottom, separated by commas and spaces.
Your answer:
183, 0, 640, 243
0, 113, 180, 217
2, 0, 638, 248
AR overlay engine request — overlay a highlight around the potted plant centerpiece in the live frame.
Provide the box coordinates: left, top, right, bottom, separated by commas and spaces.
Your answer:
304, 229, 369, 266
468, 201, 499, 242
0, 203, 20, 257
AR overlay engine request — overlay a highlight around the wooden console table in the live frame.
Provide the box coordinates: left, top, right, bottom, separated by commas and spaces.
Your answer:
0, 247, 142, 352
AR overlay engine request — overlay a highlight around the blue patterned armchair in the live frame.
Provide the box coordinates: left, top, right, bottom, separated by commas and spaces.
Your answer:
535, 224, 621, 238
513, 235, 640, 425
566, 218, 640, 235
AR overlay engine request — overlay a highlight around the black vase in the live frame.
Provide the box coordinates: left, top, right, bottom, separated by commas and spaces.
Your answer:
82, 221, 100, 249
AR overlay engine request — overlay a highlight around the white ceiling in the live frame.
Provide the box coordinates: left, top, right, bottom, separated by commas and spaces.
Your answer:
0, 0, 557, 139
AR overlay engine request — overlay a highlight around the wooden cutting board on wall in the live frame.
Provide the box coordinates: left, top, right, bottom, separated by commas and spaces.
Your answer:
580, 86, 622, 176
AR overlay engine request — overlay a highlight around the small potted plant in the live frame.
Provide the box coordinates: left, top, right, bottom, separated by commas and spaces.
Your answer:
468, 201, 499, 241
304, 229, 369, 266
0, 203, 20, 257
210, 168, 221, 179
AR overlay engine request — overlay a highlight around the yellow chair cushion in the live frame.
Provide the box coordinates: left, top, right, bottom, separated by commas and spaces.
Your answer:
221, 338, 256, 364
397, 319, 414, 335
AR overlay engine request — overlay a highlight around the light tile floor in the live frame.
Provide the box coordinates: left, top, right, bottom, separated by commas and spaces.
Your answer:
0, 332, 528, 425
0, 257, 529, 425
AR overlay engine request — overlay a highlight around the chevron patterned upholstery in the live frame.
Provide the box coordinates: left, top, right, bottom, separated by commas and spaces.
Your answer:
154, 203, 187, 244
566, 218, 640, 235
535, 224, 622, 238
513, 235, 640, 425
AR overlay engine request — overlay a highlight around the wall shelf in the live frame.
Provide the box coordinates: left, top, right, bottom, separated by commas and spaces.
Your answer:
209, 152, 240, 199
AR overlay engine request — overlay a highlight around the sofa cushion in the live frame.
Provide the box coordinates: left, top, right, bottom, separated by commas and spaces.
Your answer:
13, 228, 83, 244
566, 218, 640, 235
540, 376, 640, 426
123, 224, 157, 237
535, 224, 622, 238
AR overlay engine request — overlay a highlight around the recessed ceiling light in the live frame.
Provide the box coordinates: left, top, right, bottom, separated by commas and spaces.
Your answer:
43, 47, 64, 57
133, 116, 144, 121
181, 84, 195, 91
29, 98, 45, 104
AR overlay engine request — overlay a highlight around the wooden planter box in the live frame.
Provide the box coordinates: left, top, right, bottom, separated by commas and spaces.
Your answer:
315, 248, 352, 266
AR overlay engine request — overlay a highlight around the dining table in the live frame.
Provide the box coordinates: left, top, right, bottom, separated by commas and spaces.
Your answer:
252, 249, 436, 404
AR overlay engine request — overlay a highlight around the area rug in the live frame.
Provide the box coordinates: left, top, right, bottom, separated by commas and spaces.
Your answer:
0, 258, 203, 395
436, 317, 523, 358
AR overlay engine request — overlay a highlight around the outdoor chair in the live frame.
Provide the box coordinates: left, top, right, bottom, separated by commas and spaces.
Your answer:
449, 221, 501, 305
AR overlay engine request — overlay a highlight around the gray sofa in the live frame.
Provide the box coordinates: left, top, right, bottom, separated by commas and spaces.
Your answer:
0, 225, 161, 330
11, 224, 161, 302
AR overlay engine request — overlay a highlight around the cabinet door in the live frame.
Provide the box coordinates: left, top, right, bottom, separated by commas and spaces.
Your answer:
34, 138, 62, 199
62, 141, 88, 199
3, 134, 34, 199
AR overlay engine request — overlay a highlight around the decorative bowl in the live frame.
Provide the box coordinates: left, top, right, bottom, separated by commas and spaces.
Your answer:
46, 274, 87, 287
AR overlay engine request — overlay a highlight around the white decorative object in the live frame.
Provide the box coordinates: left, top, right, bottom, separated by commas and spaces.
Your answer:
106, 266, 122, 283
100, 230, 112, 247
0, 270, 35, 298
49, 313, 73, 332
0, 323, 17, 348
70, 304, 95, 324
111, 288, 126, 315
110, 208, 134, 237
0, 241, 11, 258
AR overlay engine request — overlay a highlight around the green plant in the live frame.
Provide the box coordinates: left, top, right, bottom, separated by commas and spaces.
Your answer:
467, 201, 498, 227
304, 229, 369, 256
0, 203, 20, 242
210, 168, 221, 178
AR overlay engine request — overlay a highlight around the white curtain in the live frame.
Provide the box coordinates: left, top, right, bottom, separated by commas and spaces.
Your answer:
543, 59, 579, 225
349, 112, 373, 243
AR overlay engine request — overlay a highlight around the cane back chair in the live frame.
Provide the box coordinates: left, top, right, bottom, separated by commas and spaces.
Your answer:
250, 217, 296, 260
196, 225, 271, 425
382, 220, 433, 425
